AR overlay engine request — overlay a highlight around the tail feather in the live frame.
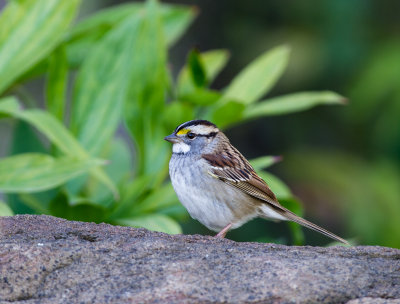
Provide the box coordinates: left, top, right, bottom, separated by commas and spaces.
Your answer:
284, 211, 349, 245
262, 204, 349, 245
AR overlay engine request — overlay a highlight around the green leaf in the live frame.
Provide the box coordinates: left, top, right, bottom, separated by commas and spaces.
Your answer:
116, 214, 182, 234
0, 201, 14, 216
71, 14, 144, 156
0, 97, 19, 112
250, 155, 282, 171
0, 0, 80, 95
202, 50, 231, 82
66, 3, 196, 68
258, 171, 292, 200
132, 183, 178, 215
109, 174, 157, 220
141, 122, 170, 177
223, 45, 290, 104
46, 45, 68, 121
179, 89, 222, 106
177, 49, 230, 96
0, 97, 118, 198
7, 119, 55, 214
161, 4, 198, 47
208, 100, 245, 129
67, 3, 141, 40
188, 49, 207, 88
125, 0, 168, 113
0, 97, 84, 156
244, 91, 347, 119
86, 137, 133, 203
104, 137, 133, 185
0, 153, 105, 193
123, 0, 169, 176
163, 101, 194, 131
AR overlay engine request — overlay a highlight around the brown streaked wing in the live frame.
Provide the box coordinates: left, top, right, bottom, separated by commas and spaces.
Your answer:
202, 152, 284, 209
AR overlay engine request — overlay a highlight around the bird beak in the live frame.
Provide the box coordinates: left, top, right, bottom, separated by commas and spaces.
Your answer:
164, 133, 180, 143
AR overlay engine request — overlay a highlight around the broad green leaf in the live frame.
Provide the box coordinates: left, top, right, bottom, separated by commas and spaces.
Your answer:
66, 3, 142, 70
163, 101, 194, 131
161, 4, 197, 46
68, 3, 195, 47
123, 0, 169, 176
223, 45, 290, 104
46, 45, 68, 121
0, 97, 118, 198
0, 97, 86, 157
250, 155, 282, 171
208, 100, 245, 129
141, 120, 170, 177
258, 171, 291, 200
0, 97, 19, 112
188, 49, 207, 88
0, 153, 105, 193
132, 183, 178, 215
109, 174, 157, 220
116, 214, 182, 234
179, 89, 222, 106
203, 50, 231, 82
86, 137, 133, 203
66, 3, 196, 68
71, 15, 143, 156
8, 3, 195, 84
178, 49, 230, 96
244, 91, 347, 119
0, 201, 13, 216
104, 137, 133, 185
0, 0, 80, 94
125, 0, 167, 113
8, 122, 53, 215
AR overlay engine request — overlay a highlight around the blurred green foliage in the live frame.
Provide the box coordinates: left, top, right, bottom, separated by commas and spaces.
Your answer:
282, 40, 400, 248
0, 0, 345, 243
285, 151, 400, 248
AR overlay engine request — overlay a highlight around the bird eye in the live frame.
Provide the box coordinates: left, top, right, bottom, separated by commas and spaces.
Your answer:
187, 132, 196, 139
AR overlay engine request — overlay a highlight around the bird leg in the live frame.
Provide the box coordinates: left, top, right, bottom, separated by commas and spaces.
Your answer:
215, 223, 232, 238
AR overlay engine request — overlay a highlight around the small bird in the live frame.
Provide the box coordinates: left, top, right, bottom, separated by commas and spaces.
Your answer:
165, 119, 348, 244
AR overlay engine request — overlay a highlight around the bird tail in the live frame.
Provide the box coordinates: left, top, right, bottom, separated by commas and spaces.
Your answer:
262, 204, 349, 245
284, 210, 349, 245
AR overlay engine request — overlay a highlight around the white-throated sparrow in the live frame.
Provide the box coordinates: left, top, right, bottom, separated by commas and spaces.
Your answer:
165, 119, 348, 244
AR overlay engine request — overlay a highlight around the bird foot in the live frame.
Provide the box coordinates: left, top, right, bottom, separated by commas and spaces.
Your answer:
215, 223, 232, 238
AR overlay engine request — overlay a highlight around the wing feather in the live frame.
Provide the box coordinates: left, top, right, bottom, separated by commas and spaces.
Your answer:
202, 150, 282, 208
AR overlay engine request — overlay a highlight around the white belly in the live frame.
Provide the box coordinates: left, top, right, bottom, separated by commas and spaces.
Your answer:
169, 155, 257, 232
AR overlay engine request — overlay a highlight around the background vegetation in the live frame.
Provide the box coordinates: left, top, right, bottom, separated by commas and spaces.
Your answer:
0, 0, 398, 247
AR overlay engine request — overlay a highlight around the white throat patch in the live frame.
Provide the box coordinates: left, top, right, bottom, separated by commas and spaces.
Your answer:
173, 142, 190, 154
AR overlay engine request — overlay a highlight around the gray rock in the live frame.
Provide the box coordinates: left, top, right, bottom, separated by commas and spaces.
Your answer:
0, 215, 399, 304
347, 298, 400, 304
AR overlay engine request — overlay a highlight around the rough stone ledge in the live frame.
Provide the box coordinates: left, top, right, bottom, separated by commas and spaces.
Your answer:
0, 215, 399, 304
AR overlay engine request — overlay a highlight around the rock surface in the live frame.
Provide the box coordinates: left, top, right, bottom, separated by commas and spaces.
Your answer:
0, 215, 399, 304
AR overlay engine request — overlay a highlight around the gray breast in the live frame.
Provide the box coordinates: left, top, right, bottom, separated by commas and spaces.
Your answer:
169, 154, 258, 231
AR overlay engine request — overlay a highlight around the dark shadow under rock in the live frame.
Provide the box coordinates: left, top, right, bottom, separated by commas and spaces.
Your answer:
0, 215, 399, 304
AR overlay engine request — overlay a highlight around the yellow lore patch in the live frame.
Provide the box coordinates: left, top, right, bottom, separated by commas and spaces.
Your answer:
176, 128, 190, 135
